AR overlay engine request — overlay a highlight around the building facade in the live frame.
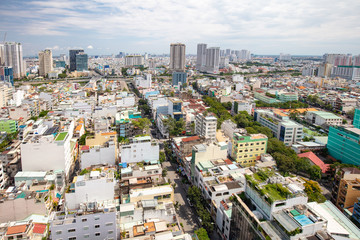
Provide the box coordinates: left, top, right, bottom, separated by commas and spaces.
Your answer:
172, 72, 187, 86
69, 49, 84, 72
231, 133, 268, 166
195, 113, 217, 141
3, 42, 24, 79
76, 52, 88, 71
169, 43, 186, 72
196, 43, 207, 71
38, 49, 53, 76
327, 126, 360, 165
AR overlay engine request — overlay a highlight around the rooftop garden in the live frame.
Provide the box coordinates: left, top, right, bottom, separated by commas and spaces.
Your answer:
245, 171, 291, 204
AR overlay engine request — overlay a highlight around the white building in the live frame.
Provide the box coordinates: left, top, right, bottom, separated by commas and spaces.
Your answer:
80, 142, 116, 169
195, 112, 217, 141
0, 159, 6, 189
125, 55, 144, 66
65, 170, 116, 210
120, 136, 159, 163
38, 49, 53, 76
231, 100, 254, 115
0, 82, 13, 108
156, 114, 169, 139
21, 122, 75, 177
254, 109, 303, 146
134, 74, 152, 88
50, 209, 117, 240
3, 42, 25, 79
116, 93, 136, 108
305, 111, 342, 126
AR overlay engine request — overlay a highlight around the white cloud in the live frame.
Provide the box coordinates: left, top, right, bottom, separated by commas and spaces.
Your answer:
2, 0, 360, 54
87, 45, 94, 49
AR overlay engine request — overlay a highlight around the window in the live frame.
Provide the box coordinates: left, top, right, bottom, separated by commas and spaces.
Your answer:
82, 218, 87, 222
94, 216, 100, 220
84, 234, 90, 238
83, 226, 89, 230
68, 229, 76, 233
108, 230, 114, 234
69, 237, 76, 240
95, 225, 100, 228
95, 233, 100, 236
105, 222, 113, 226
56, 231, 62, 235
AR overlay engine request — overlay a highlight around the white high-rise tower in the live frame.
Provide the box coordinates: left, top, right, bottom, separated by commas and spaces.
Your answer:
3, 42, 24, 79
38, 49, 53, 76
170, 43, 186, 72
196, 43, 207, 71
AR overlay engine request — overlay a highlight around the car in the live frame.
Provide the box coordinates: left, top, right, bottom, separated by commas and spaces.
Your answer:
186, 197, 193, 207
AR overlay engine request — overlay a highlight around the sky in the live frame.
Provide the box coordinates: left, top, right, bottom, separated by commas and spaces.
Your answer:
1, 0, 360, 56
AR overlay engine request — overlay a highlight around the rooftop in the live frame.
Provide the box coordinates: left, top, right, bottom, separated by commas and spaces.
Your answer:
55, 132, 68, 141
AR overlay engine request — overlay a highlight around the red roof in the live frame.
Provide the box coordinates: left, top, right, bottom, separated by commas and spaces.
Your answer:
224, 159, 233, 165
182, 136, 200, 143
81, 145, 89, 151
6, 225, 27, 235
32, 224, 46, 234
298, 151, 330, 173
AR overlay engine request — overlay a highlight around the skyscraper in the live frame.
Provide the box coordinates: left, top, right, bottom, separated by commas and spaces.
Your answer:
3, 42, 24, 79
0, 44, 4, 66
196, 43, 207, 71
75, 52, 88, 71
38, 49, 53, 76
205, 47, 220, 73
69, 49, 84, 71
170, 43, 186, 72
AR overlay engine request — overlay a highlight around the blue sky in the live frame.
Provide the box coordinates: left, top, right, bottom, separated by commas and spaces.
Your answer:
1, 0, 360, 56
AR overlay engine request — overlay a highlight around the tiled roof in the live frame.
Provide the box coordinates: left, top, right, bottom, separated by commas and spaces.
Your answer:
32, 224, 46, 234
182, 136, 200, 143
6, 225, 27, 235
298, 151, 330, 173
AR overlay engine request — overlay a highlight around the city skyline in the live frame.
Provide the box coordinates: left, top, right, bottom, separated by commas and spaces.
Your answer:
1, 0, 360, 56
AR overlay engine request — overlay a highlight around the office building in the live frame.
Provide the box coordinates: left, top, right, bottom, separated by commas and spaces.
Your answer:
134, 74, 151, 88
3, 42, 24, 79
0, 66, 13, 85
168, 98, 183, 121
231, 132, 268, 166
331, 167, 360, 209
277, 92, 298, 102
38, 49, 53, 76
305, 111, 342, 126
205, 47, 220, 73
353, 108, 360, 129
169, 43, 186, 72
254, 109, 303, 146
195, 112, 217, 141
75, 52, 88, 71
125, 55, 144, 66
196, 43, 207, 71
353, 198, 360, 225
69, 49, 84, 71
172, 72, 187, 86
327, 126, 360, 165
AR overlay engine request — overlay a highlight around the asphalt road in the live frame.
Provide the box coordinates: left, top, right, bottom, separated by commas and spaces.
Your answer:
162, 161, 199, 234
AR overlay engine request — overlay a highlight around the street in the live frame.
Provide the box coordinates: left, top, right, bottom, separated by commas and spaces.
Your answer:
162, 161, 199, 234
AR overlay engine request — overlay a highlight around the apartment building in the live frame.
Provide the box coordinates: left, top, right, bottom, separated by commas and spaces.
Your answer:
254, 109, 303, 146
195, 112, 217, 141
0, 119, 18, 133
331, 167, 360, 209
231, 133, 268, 166
120, 135, 159, 163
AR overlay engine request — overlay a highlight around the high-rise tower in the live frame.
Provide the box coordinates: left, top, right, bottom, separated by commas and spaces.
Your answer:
170, 43, 186, 72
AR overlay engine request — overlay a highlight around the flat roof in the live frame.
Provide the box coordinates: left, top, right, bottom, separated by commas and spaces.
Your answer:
345, 127, 360, 135
130, 186, 172, 198
55, 132, 68, 141
312, 111, 342, 119
15, 171, 47, 178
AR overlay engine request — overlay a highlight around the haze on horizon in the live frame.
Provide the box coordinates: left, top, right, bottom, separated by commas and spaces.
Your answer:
1, 0, 359, 56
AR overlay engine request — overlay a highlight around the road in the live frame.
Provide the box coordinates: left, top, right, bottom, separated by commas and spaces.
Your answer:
162, 161, 199, 234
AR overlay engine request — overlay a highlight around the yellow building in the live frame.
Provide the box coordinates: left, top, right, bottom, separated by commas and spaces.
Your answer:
332, 167, 360, 209
231, 133, 268, 167
86, 131, 117, 147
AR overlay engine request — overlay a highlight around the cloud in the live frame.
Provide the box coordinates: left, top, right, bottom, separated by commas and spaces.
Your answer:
87, 45, 94, 49
1, 0, 360, 54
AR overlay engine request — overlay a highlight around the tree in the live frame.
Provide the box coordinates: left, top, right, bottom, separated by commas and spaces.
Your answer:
309, 165, 322, 180
303, 180, 326, 203
195, 228, 210, 240
347, 109, 355, 119
159, 152, 166, 164
162, 167, 168, 177
163, 117, 185, 137
132, 118, 151, 132
342, 119, 348, 124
